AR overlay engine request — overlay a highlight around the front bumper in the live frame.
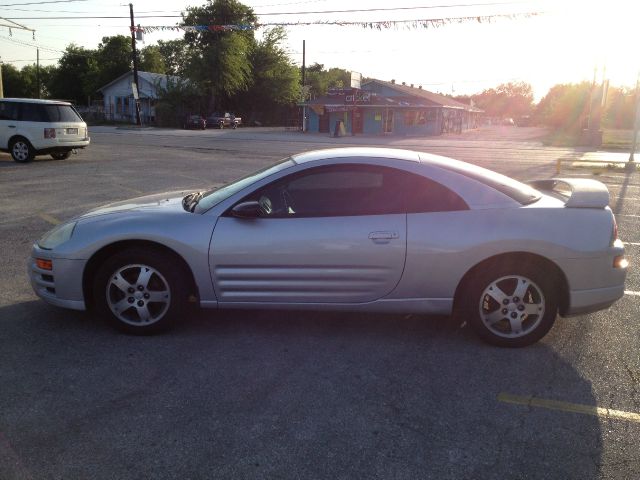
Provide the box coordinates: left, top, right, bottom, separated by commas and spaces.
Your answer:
28, 245, 87, 311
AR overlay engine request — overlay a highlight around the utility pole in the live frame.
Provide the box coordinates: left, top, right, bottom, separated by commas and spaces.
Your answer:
629, 71, 640, 164
36, 48, 40, 99
301, 39, 306, 132
0, 57, 3, 99
129, 3, 142, 126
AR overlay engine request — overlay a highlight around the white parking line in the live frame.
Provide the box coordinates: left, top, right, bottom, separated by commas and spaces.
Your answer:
623, 242, 640, 246
625, 291, 640, 296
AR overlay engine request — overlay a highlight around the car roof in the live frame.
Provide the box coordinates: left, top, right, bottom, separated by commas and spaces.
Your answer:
0, 98, 72, 105
291, 147, 421, 164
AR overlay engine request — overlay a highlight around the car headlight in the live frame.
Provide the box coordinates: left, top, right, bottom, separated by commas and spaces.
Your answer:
38, 222, 77, 250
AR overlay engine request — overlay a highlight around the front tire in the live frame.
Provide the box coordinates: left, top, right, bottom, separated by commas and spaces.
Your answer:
94, 248, 188, 334
10, 138, 35, 163
51, 151, 71, 160
455, 262, 558, 347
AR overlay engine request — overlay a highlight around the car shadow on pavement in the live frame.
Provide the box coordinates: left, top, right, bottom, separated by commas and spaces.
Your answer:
0, 301, 603, 479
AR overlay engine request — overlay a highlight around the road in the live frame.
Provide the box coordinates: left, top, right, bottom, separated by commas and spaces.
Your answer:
0, 126, 638, 479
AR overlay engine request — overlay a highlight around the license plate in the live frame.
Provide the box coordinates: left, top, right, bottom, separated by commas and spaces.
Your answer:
66, 128, 78, 135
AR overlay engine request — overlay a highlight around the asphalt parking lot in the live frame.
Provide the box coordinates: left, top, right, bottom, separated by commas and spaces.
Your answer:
1, 126, 638, 479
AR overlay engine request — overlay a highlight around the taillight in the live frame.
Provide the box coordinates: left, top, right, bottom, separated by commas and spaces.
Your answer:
44, 128, 56, 139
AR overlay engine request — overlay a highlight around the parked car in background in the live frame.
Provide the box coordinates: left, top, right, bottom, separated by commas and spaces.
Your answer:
183, 115, 206, 130
28, 147, 626, 347
206, 112, 241, 129
0, 98, 90, 163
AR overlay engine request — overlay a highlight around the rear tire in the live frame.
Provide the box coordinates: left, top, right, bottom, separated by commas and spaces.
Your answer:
455, 261, 558, 347
93, 248, 188, 335
10, 138, 35, 163
51, 151, 71, 160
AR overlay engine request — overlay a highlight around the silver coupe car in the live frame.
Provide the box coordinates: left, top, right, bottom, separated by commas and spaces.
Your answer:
29, 148, 627, 347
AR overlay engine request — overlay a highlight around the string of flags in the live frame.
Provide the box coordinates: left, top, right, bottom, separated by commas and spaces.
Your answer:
134, 12, 541, 34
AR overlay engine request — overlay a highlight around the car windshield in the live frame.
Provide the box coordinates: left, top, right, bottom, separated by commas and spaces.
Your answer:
194, 157, 295, 213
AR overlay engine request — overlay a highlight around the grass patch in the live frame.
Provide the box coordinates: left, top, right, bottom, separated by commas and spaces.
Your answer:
542, 130, 580, 147
543, 128, 638, 149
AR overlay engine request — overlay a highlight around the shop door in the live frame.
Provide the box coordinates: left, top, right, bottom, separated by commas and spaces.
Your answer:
383, 110, 394, 133
353, 109, 363, 134
319, 113, 330, 133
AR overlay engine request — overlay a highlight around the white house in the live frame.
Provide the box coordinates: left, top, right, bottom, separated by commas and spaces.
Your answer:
98, 71, 181, 124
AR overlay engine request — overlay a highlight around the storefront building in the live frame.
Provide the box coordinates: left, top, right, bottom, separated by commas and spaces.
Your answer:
302, 79, 482, 136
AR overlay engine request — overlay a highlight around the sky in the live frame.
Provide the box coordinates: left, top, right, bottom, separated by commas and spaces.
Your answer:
1, 0, 639, 100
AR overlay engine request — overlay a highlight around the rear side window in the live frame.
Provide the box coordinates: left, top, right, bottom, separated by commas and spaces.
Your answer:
19, 103, 48, 122
18, 103, 82, 122
0, 102, 19, 121
404, 174, 469, 213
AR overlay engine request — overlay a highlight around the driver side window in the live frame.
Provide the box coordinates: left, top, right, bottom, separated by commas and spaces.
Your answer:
244, 164, 405, 218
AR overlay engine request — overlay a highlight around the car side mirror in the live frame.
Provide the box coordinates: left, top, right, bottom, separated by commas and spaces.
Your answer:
231, 201, 262, 218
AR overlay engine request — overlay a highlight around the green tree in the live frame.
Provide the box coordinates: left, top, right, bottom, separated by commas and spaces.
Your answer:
535, 82, 591, 130
304, 63, 351, 99
182, 0, 257, 109
154, 78, 206, 127
240, 27, 299, 123
604, 85, 636, 129
139, 45, 166, 74
47, 44, 98, 104
1, 64, 29, 97
94, 35, 132, 90
472, 81, 534, 118
157, 39, 189, 75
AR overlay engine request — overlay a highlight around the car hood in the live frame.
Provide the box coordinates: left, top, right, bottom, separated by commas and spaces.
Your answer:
78, 190, 192, 219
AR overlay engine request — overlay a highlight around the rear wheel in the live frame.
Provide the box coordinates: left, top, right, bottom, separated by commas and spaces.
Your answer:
94, 248, 188, 334
10, 138, 35, 163
51, 151, 71, 160
219, 121, 224, 129
455, 262, 558, 347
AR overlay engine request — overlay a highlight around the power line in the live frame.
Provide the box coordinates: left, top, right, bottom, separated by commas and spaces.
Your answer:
3, 1, 540, 20
0, 0, 87, 6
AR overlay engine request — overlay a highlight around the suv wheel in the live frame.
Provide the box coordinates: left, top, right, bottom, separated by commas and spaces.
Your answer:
10, 138, 35, 163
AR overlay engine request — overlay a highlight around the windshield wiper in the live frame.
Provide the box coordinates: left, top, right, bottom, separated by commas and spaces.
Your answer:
182, 191, 204, 213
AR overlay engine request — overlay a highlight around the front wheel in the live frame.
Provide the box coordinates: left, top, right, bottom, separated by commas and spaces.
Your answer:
94, 248, 188, 334
51, 151, 71, 160
455, 263, 558, 347
10, 138, 35, 163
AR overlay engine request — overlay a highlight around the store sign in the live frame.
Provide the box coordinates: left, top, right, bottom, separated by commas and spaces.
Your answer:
325, 106, 350, 113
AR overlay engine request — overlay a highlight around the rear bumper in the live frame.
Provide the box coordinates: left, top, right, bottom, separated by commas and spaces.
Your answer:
564, 284, 625, 316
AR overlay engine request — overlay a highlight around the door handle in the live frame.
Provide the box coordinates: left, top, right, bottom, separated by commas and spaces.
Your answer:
8, 125, 16, 128
369, 231, 399, 240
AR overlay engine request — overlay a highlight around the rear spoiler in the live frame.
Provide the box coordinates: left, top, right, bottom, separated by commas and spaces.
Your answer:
528, 178, 610, 208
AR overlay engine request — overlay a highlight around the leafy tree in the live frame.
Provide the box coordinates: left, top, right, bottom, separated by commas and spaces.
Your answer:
156, 39, 189, 75
182, 0, 257, 109
535, 82, 591, 130
604, 85, 636, 129
472, 81, 534, 118
1, 64, 29, 97
13, 64, 56, 98
154, 77, 206, 127
139, 45, 167, 74
47, 44, 98, 104
240, 27, 300, 123
94, 35, 132, 90
304, 63, 351, 99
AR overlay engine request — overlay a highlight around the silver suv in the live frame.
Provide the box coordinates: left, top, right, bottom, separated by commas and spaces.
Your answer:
0, 98, 90, 163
